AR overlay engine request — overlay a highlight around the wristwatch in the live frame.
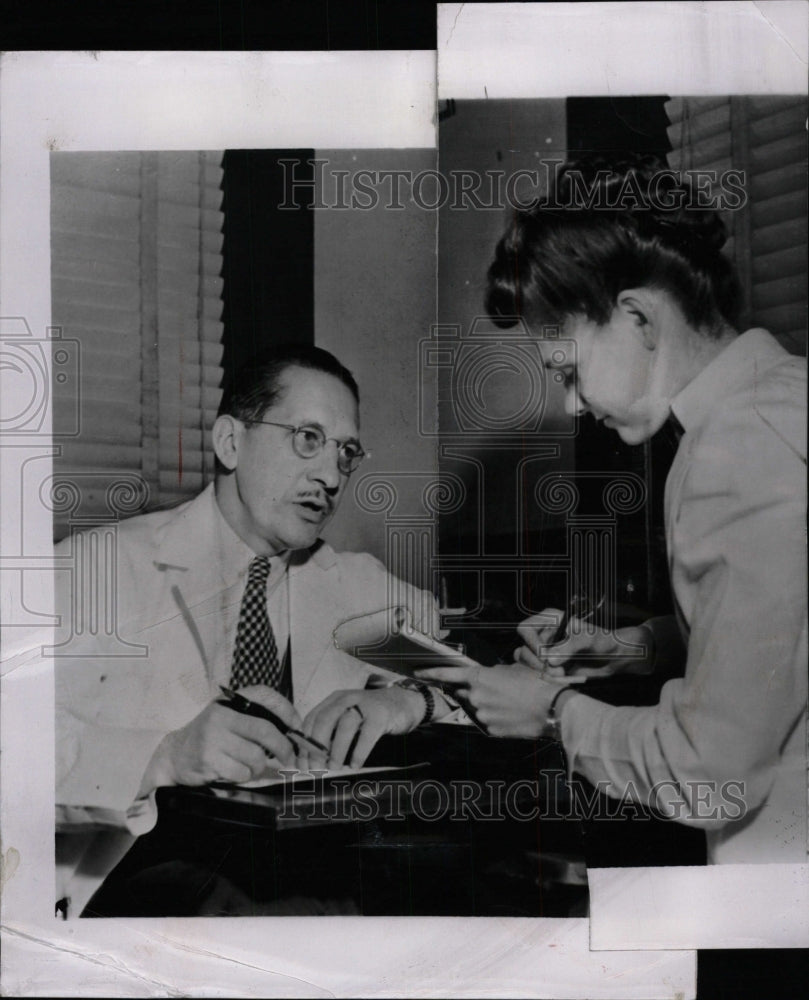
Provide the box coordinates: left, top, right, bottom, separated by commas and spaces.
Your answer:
544, 685, 577, 741
395, 677, 436, 727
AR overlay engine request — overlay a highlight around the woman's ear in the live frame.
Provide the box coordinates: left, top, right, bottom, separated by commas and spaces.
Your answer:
212, 414, 242, 471
616, 288, 660, 351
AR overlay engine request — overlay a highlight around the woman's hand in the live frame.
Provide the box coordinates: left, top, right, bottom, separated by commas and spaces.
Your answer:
414, 662, 562, 739
300, 686, 427, 770
515, 609, 656, 679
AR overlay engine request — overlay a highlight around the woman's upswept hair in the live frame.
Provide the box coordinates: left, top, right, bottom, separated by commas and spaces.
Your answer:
486, 154, 741, 337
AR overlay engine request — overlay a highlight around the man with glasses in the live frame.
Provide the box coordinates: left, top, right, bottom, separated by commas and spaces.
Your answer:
56, 345, 447, 909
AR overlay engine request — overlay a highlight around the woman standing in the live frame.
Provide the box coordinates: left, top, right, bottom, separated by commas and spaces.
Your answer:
418, 156, 807, 865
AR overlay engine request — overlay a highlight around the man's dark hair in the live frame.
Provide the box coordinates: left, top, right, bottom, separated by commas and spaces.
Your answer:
486, 153, 741, 337
217, 343, 360, 423
215, 344, 359, 477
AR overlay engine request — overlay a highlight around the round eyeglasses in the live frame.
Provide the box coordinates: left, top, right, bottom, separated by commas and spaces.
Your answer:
247, 419, 367, 475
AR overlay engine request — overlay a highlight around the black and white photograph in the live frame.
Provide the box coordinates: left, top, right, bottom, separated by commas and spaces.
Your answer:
1, 3, 807, 997
435, 91, 807, 869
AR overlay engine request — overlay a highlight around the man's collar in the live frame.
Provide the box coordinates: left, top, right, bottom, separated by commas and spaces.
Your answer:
158, 481, 332, 584
289, 536, 338, 572
670, 329, 787, 436
209, 487, 293, 583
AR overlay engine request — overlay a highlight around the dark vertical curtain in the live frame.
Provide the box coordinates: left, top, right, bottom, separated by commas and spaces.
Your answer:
220, 151, 315, 378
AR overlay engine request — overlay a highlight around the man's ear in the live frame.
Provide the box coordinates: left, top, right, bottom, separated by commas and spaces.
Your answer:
212, 414, 242, 471
616, 288, 660, 351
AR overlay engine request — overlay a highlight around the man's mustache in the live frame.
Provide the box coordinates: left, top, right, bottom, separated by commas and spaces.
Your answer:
294, 492, 335, 514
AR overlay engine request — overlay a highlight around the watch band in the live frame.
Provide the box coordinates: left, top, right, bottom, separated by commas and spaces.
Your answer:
545, 685, 576, 741
396, 678, 436, 726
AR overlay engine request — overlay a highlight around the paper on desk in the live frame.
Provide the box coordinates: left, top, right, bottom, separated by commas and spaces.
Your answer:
239, 761, 429, 789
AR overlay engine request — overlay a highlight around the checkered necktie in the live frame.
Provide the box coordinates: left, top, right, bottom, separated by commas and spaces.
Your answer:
229, 556, 282, 690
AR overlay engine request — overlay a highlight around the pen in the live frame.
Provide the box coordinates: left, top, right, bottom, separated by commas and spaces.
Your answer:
218, 685, 330, 755
548, 605, 573, 647
547, 591, 606, 646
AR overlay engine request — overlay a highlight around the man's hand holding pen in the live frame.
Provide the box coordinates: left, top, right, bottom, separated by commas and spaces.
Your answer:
140, 685, 304, 792
139, 681, 434, 793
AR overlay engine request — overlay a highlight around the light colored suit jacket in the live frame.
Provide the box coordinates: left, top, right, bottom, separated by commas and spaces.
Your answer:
563, 330, 808, 864
55, 484, 437, 908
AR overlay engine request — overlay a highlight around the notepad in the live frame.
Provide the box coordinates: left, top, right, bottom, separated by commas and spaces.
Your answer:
332, 605, 586, 683
332, 606, 482, 678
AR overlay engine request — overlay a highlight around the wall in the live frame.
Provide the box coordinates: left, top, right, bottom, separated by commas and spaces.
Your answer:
315, 148, 438, 590
436, 99, 574, 628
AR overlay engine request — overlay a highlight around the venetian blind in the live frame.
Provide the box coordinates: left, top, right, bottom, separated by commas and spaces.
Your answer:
50, 151, 225, 539
665, 96, 808, 356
